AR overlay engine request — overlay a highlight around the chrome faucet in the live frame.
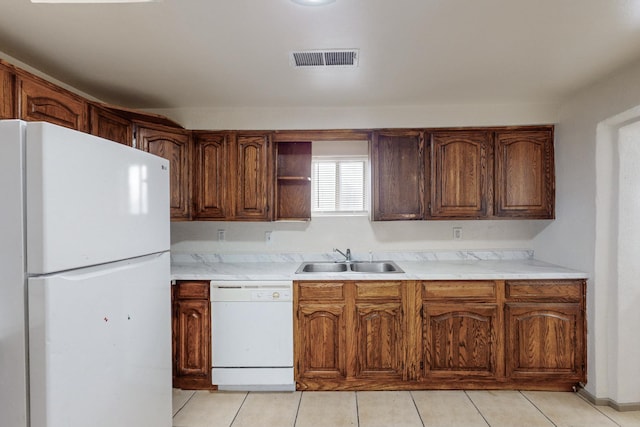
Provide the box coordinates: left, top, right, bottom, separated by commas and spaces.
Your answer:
333, 248, 351, 262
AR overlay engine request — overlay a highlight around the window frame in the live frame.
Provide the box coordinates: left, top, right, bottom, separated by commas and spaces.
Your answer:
310, 154, 370, 217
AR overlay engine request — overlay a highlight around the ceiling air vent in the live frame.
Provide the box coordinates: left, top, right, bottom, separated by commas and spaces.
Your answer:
290, 49, 359, 68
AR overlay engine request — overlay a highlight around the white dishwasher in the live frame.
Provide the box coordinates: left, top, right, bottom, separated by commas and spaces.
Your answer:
211, 280, 294, 391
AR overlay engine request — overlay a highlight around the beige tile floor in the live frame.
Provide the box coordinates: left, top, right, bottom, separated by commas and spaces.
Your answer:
173, 389, 640, 427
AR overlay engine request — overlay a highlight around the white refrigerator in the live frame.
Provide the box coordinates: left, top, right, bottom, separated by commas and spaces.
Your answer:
0, 120, 172, 427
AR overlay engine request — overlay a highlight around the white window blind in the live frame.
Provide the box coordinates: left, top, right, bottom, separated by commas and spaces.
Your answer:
311, 157, 367, 214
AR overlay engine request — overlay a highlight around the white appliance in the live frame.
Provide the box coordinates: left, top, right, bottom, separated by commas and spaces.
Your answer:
0, 120, 172, 427
211, 280, 294, 391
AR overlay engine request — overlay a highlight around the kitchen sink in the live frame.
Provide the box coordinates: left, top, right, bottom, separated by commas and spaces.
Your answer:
296, 261, 404, 274
349, 261, 402, 273
298, 262, 349, 273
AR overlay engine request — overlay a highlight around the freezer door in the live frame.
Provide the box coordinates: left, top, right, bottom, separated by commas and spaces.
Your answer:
26, 121, 170, 274
28, 252, 171, 427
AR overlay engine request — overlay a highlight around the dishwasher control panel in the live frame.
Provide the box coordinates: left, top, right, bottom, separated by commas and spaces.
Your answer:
250, 289, 291, 301
210, 281, 293, 302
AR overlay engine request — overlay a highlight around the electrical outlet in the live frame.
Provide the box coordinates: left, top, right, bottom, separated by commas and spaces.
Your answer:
217, 229, 225, 241
453, 226, 463, 240
265, 231, 272, 244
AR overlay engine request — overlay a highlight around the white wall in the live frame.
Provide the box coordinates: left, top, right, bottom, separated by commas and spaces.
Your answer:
149, 103, 558, 131
616, 121, 640, 403
533, 57, 640, 405
171, 218, 550, 255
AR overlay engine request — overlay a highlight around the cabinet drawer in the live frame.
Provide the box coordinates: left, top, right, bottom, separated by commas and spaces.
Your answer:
298, 282, 345, 300
355, 281, 402, 299
423, 281, 496, 300
505, 280, 583, 302
174, 280, 210, 300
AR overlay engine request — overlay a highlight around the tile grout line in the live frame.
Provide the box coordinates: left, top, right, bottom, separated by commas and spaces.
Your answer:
227, 391, 250, 427
463, 391, 491, 427
518, 391, 558, 427
355, 391, 361, 427
171, 390, 198, 419
408, 391, 426, 427
573, 392, 623, 427
292, 391, 303, 427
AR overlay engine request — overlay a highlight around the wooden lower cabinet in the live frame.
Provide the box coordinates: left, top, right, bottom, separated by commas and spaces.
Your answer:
172, 280, 214, 390
352, 281, 407, 382
294, 279, 585, 391
296, 302, 347, 381
422, 304, 498, 379
505, 280, 586, 386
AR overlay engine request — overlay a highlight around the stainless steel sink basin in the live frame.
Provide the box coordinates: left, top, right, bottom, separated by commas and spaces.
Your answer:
296, 261, 404, 274
349, 261, 403, 273
297, 262, 349, 273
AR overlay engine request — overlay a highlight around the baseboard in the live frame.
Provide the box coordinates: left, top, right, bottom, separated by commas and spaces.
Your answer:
578, 386, 640, 412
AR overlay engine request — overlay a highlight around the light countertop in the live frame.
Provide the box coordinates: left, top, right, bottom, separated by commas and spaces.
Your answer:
171, 251, 587, 281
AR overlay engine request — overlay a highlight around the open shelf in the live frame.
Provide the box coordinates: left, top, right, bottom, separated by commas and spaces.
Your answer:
276, 142, 312, 221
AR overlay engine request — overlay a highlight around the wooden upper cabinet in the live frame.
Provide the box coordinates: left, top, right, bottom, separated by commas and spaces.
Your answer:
276, 142, 312, 221
17, 73, 87, 131
494, 129, 554, 218
371, 131, 425, 220
88, 104, 133, 146
232, 133, 272, 220
192, 131, 272, 221
193, 133, 229, 220
0, 61, 15, 119
138, 125, 191, 220
430, 131, 491, 218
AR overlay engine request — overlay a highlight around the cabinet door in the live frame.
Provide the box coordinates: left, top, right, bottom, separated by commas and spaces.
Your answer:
354, 302, 404, 380
430, 131, 490, 218
296, 303, 347, 382
138, 125, 191, 220
193, 133, 229, 219
423, 304, 497, 378
0, 61, 14, 119
174, 299, 211, 384
233, 133, 272, 220
371, 131, 425, 220
495, 130, 554, 218
17, 74, 87, 131
505, 303, 584, 381
89, 104, 133, 146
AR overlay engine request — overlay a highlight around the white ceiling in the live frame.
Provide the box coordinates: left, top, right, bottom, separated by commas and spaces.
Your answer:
1, 0, 640, 110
